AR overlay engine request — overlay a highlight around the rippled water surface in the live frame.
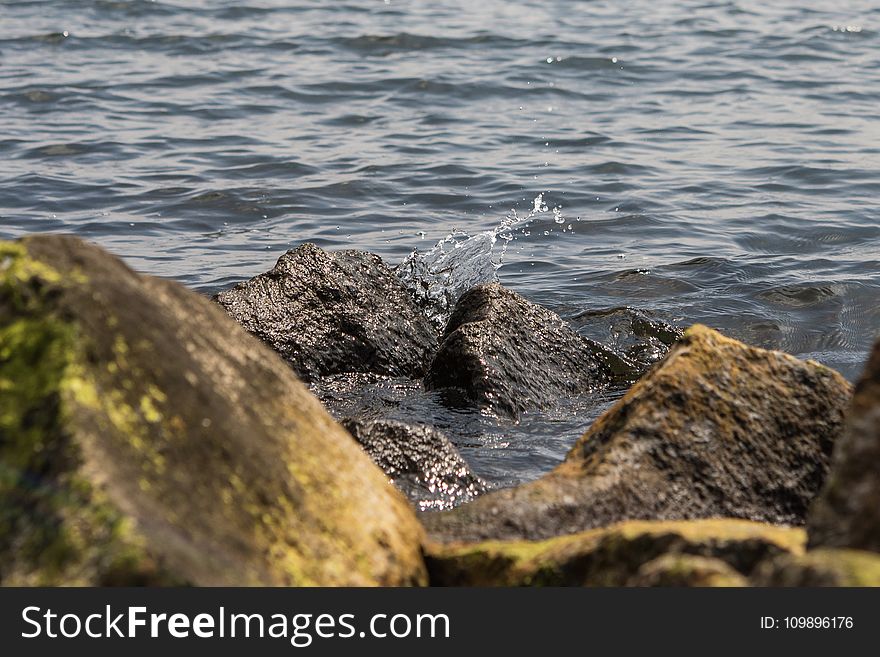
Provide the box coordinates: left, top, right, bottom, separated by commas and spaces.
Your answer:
2, 0, 879, 487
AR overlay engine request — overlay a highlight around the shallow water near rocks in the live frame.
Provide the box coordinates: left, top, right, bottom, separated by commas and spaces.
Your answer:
2, 1, 879, 490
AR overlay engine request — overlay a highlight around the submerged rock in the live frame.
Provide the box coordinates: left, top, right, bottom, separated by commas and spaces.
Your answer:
0, 236, 426, 586
215, 243, 438, 383
569, 305, 683, 371
341, 418, 487, 511
424, 283, 636, 418
424, 325, 851, 543
425, 518, 803, 586
753, 548, 880, 586
808, 337, 880, 552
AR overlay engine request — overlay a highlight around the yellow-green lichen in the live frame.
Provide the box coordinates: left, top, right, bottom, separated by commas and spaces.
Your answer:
427, 518, 806, 586
0, 242, 161, 585
757, 548, 880, 587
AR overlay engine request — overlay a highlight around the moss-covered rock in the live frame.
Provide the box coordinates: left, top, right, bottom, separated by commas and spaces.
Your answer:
0, 236, 426, 586
424, 325, 851, 542
753, 548, 880, 586
808, 337, 880, 552
425, 519, 803, 586
627, 554, 747, 587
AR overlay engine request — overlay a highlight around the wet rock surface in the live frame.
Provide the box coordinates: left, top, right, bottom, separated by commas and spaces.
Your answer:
423, 325, 852, 543
0, 236, 426, 586
425, 519, 803, 586
808, 337, 880, 552
341, 418, 487, 511
424, 283, 638, 418
215, 243, 438, 383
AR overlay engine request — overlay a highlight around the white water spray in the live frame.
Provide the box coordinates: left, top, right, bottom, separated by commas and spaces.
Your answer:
396, 193, 564, 328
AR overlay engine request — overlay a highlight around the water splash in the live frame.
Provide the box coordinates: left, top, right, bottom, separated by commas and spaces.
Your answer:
396, 193, 563, 329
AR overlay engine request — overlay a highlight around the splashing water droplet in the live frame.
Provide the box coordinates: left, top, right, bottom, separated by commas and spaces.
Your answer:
396, 193, 564, 329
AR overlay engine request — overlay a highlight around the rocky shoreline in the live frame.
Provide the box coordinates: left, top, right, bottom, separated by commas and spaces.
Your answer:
2, 235, 879, 586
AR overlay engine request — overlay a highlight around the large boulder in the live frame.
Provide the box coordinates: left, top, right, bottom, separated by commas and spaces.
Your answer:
0, 236, 426, 586
214, 243, 438, 383
424, 283, 636, 418
425, 519, 803, 586
808, 337, 880, 552
424, 325, 852, 543
340, 418, 487, 511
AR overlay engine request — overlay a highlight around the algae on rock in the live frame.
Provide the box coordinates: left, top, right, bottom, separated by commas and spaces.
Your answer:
425, 518, 803, 586
424, 325, 852, 543
0, 236, 426, 586
753, 548, 880, 586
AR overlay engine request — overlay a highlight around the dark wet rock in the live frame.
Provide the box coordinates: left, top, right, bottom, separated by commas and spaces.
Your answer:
0, 236, 426, 586
808, 337, 880, 552
425, 519, 802, 586
423, 325, 852, 543
341, 418, 487, 511
214, 243, 438, 383
424, 283, 637, 418
752, 548, 880, 586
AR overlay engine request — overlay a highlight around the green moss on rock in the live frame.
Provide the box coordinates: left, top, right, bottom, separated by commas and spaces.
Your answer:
423, 325, 852, 543
628, 554, 748, 587
426, 518, 804, 586
753, 548, 880, 586
0, 236, 426, 586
